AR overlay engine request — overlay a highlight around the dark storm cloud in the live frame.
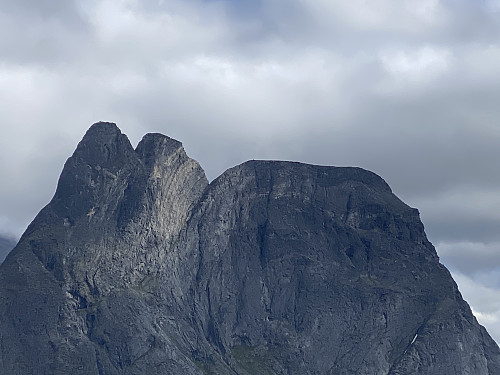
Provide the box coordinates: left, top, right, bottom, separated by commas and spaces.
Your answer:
1, 0, 499, 342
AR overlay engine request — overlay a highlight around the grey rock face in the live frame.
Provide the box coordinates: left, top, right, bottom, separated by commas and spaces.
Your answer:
0, 122, 499, 374
188, 161, 500, 374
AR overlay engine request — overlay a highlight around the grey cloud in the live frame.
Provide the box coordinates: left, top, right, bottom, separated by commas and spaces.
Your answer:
437, 241, 500, 276
214, 0, 500, 58
0, 0, 85, 25
452, 271, 500, 344
0, 0, 89, 65
0, 129, 76, 236
424, 216, 500, 243
0, 235, 17, 263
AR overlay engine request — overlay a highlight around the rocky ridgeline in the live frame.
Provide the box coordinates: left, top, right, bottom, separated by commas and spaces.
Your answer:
0, 122, 499, 374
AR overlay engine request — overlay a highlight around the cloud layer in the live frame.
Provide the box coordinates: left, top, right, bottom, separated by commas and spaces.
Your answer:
1, 0, 499, 343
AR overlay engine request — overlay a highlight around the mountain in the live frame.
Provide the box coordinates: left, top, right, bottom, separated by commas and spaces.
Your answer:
0, 236, 16, 264
0, 122, 499, 374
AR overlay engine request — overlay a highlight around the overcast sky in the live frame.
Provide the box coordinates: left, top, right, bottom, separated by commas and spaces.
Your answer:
1, 0, 500, 344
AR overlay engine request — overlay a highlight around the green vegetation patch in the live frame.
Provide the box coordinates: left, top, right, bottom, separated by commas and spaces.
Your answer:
192, 359, 218, 375
231, 345, 277, 375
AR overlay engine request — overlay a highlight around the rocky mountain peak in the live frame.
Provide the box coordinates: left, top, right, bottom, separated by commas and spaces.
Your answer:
0, 123, 499, 375
72, 121, 135, 167
49, 122, 138, 224
135, 132, 183, 167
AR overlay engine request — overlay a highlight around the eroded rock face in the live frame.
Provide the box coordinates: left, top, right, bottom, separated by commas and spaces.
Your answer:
0, 122, 499, 374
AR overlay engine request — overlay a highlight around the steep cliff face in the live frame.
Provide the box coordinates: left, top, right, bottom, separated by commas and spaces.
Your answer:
188, 161, 500, 374
0, 122, 499, 374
